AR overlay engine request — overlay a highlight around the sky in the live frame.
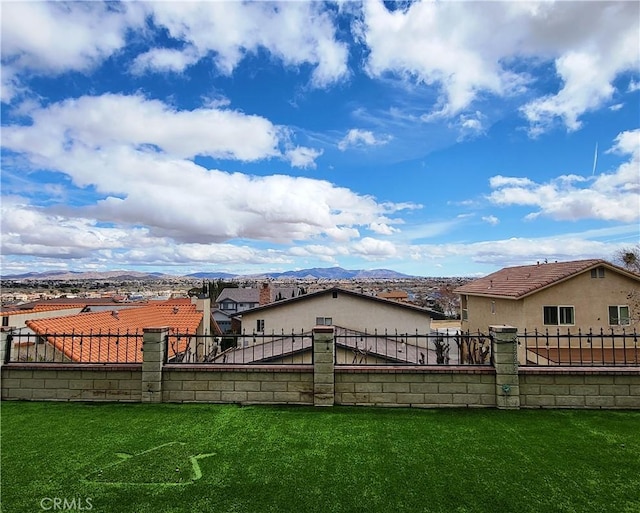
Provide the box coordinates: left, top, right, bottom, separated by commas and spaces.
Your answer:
1, 1, 639, 278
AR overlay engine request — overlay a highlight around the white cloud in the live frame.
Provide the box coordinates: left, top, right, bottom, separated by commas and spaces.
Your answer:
1, 2, 145, 102
407, 235, 635, 271
369, 222, 398, 236
351, 237, 398, 260
1, 95, 413, 248
144, 2, 349, 88
0, 197, 148, 258
1, 2, 349, 104
358, 0, 639, 133
455, 111, 486, 141
488, 130, 640, 223
482, 216, 500, 226
131, 47, 201, 75
285, 147, 324, 169
1, 94, 322, 165
338, 128, 392, 151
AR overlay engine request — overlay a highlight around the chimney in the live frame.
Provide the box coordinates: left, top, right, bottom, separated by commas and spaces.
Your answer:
259, 283, 272, 306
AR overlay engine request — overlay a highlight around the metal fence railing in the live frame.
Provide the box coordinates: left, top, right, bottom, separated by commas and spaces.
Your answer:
334, 327, 492, 366
5, 329, 144, 364
165, 330, 313, 365
519, 328, 639, 366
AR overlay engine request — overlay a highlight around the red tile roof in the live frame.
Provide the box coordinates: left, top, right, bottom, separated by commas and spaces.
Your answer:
454, 259, 638, 299
26, 303, 203, 363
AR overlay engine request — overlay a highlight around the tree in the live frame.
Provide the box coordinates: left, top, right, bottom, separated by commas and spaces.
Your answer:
613, 245, 640, 274
435, 285, 460, 319
612, 244, 640, 327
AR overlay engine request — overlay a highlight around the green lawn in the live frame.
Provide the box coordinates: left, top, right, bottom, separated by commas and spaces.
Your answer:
2, 402, 639, 513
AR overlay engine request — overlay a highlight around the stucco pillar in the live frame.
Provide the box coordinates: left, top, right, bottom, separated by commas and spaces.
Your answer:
313, 326, 335, 407
192, 296, 211, 361
0, 327, 14, 366
490, 325, 520, 409
142, 326, 167, 403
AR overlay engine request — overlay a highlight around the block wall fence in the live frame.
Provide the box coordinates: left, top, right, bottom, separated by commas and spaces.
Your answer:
1, 326, 639, 409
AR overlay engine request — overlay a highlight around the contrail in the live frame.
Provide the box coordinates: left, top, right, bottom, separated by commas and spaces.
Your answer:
591, 142, 598, 176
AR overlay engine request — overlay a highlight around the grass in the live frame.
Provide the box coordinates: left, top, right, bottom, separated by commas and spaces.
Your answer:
2, 402, 639, 513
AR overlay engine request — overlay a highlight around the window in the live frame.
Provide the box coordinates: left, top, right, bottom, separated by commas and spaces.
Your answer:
543, 306, 574, 325
221, 301, 235, 311
490, 301, 496, 315
332, 291, 338, 299
590, 267, 605, 278
256, 319, 265, 332
608, 306, 630, 326
462, 309, 468, 321
315, 317, 333, 326
2, 316, 8, 327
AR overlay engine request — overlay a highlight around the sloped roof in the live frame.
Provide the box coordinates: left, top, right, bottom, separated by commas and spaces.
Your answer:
16, 297, 145, 309
378, 290, 409, 300
234, 286, 444, 319
1, 304, 83, 316
216, 288, 259, 303
454, 259, 639, 299
25, 303, 203, 363
216, 287, 300, 304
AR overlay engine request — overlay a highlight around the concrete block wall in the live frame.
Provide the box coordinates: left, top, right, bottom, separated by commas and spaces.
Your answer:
2, 326, 638, 409
163, 366, 314, 405
1, 365, 142, 402
520, 368, 640, 408
335, 367, 496, 407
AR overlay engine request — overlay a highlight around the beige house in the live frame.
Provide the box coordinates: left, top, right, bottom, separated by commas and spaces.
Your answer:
455, 259, 639, 335
218, 287, 448, 365
235, 286, 442, 335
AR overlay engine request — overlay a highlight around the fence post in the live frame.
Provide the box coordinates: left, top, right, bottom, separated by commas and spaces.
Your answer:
142, 326, 167, 403
490, 325, 520, 410
0, 327, 14, 366
313, 326, 335, 407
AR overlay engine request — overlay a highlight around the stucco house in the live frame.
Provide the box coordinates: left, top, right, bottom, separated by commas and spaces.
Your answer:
455, 259, 639, 335
213, 286, 453, 365
234, 286, 443, 334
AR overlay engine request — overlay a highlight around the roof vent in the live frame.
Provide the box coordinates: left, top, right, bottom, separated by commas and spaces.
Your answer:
173, 307, 179, 314
111, 310, 119, 319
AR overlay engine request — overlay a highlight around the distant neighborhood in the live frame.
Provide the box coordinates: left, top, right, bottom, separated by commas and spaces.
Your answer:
1, 258, 636, 365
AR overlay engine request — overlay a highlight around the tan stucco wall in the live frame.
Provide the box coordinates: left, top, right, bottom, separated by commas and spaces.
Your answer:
462, 296, 523, 334
462, 270, 638, 334
240, 292, 432, 336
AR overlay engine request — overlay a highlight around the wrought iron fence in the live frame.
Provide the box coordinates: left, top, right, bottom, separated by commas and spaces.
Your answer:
334, 327, 492, 366
519, 328, 639, 366
4, 329, 143, 364
165, 330, 313, 365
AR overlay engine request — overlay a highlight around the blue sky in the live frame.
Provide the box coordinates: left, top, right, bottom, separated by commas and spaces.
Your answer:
1, 1, 638, 278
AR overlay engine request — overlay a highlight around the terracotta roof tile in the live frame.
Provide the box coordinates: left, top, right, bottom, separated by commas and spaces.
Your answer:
454, 259, 627, 299
26, 303, 203, 363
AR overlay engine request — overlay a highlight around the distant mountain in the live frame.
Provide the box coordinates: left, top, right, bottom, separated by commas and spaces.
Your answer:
250, 267, 414, 280
186, 272, 239, 279
1, 270, 175, 281
2, 267, 415, 281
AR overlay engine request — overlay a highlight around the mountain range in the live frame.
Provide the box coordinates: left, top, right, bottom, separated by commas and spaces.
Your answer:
2, 267, 415, 281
